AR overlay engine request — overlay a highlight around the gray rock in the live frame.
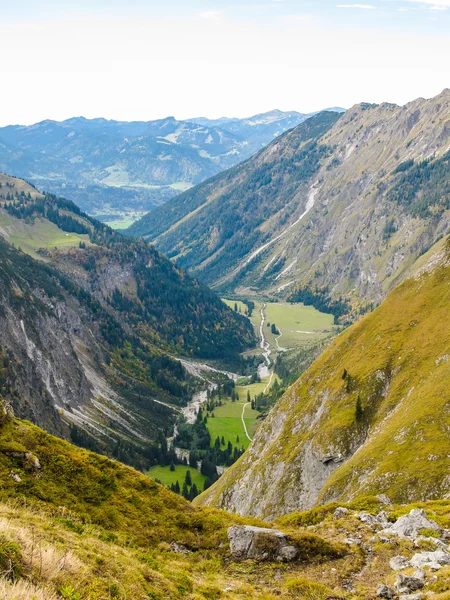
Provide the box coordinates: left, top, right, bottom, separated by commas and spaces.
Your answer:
9, 471, 21, 483
0, 396, 14, 426
170, 542, 190, 554
410, 549, 450, 570
345, 537, 362, 546
390, 555, 411, 570
227, 525, 298, 562
383, 509, 441, 539
333, 507, 349, 520
395, 573, 424, 593
358, 513, 383, 527
398, 595, 422, 600
412, 569, 425, 581
376, 584, 395, 598
414, 535, 447, 549
377, 494, 393, 507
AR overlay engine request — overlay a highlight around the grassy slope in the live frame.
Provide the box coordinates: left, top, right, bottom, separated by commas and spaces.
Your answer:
199, 244, 450, 516
0, 408, 360, 600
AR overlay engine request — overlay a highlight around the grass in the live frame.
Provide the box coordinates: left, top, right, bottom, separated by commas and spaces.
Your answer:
170, 182, 192, 191
206, 378, 268, 449
222, 298, 337, 364
0, 404, 357, 600
0, 210, 90, 259
147, 464, 207, 490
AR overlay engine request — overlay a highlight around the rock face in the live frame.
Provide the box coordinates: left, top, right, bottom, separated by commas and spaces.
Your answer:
227, 526, 298, 562
0, 396, 14, 426
383, 509, 440, 539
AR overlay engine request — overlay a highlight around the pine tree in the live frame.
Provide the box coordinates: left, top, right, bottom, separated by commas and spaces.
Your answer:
175, 480, 180, 494
182, 481, 189, 499
185, 470, 192, 486
247, 390, 251, 403
190, 483, 199, 500
189, 452, 197, 468
170, 461, 175, 472
221, 435, 225, 445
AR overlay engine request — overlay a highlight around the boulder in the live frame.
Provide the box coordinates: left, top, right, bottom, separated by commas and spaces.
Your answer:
395, 574, 424, 594
390, 555, 411, 570
227, 525, 298, 562
398, 595, 422, 600
377, 494, 393, 507
333, 507, 349, 520
409, 549, 450, 570
383, 509, 440, 539
376, 584, 395, 598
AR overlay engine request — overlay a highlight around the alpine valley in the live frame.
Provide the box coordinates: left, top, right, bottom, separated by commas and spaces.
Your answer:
3, 88, 450, 600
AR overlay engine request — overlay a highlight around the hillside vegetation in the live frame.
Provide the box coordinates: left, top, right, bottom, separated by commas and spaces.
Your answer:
130, 90, 450, 312
0, 173, 254, 466
3, 396, 450, 599
198, 239, 450, 519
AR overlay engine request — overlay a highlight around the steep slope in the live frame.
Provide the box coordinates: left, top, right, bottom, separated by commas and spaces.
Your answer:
3, 396, 450, 599
132, 90, 450, 309
0, 397, 387, 600
0, 110, 323, 222
0, 173, 254, 464
198, 240, 450, 519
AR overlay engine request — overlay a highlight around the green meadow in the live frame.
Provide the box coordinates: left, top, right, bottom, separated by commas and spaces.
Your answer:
146, 464, 207, 490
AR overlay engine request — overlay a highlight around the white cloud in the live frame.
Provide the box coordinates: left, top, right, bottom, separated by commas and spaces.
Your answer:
402, 0, 450, 8
337, 4, 377, 8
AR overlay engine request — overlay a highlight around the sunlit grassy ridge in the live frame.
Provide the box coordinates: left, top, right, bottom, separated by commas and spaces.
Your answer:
199, 243, 450, 517
0, 404, 359, 599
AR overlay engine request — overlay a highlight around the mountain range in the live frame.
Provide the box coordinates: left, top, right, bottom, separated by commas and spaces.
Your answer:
0, 172, 254, 468
0, 108, 343, 226
129, 90, 450, 313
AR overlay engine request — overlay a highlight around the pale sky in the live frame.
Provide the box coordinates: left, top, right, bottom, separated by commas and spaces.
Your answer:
1, 0, 449, 125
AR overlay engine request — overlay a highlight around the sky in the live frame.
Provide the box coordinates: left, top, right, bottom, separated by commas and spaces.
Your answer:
0, 0, 449, 125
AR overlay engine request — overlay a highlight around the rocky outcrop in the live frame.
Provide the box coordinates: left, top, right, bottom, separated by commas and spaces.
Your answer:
227, 526, 298, 562
382, 509, 440, 539
409, 550, 450, 570
0, 396, 13, 426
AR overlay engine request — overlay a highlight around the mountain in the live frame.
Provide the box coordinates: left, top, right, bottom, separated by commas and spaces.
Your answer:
197, 239, 450, 518
0, 110, 331, 226
0, 173, 254, 467
129, 90, 450, 312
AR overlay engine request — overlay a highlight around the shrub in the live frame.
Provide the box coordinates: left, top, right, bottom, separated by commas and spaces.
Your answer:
286, 578, 333, 599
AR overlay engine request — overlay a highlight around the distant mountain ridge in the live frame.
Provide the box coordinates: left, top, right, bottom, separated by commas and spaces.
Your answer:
0, 108, 340, 224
